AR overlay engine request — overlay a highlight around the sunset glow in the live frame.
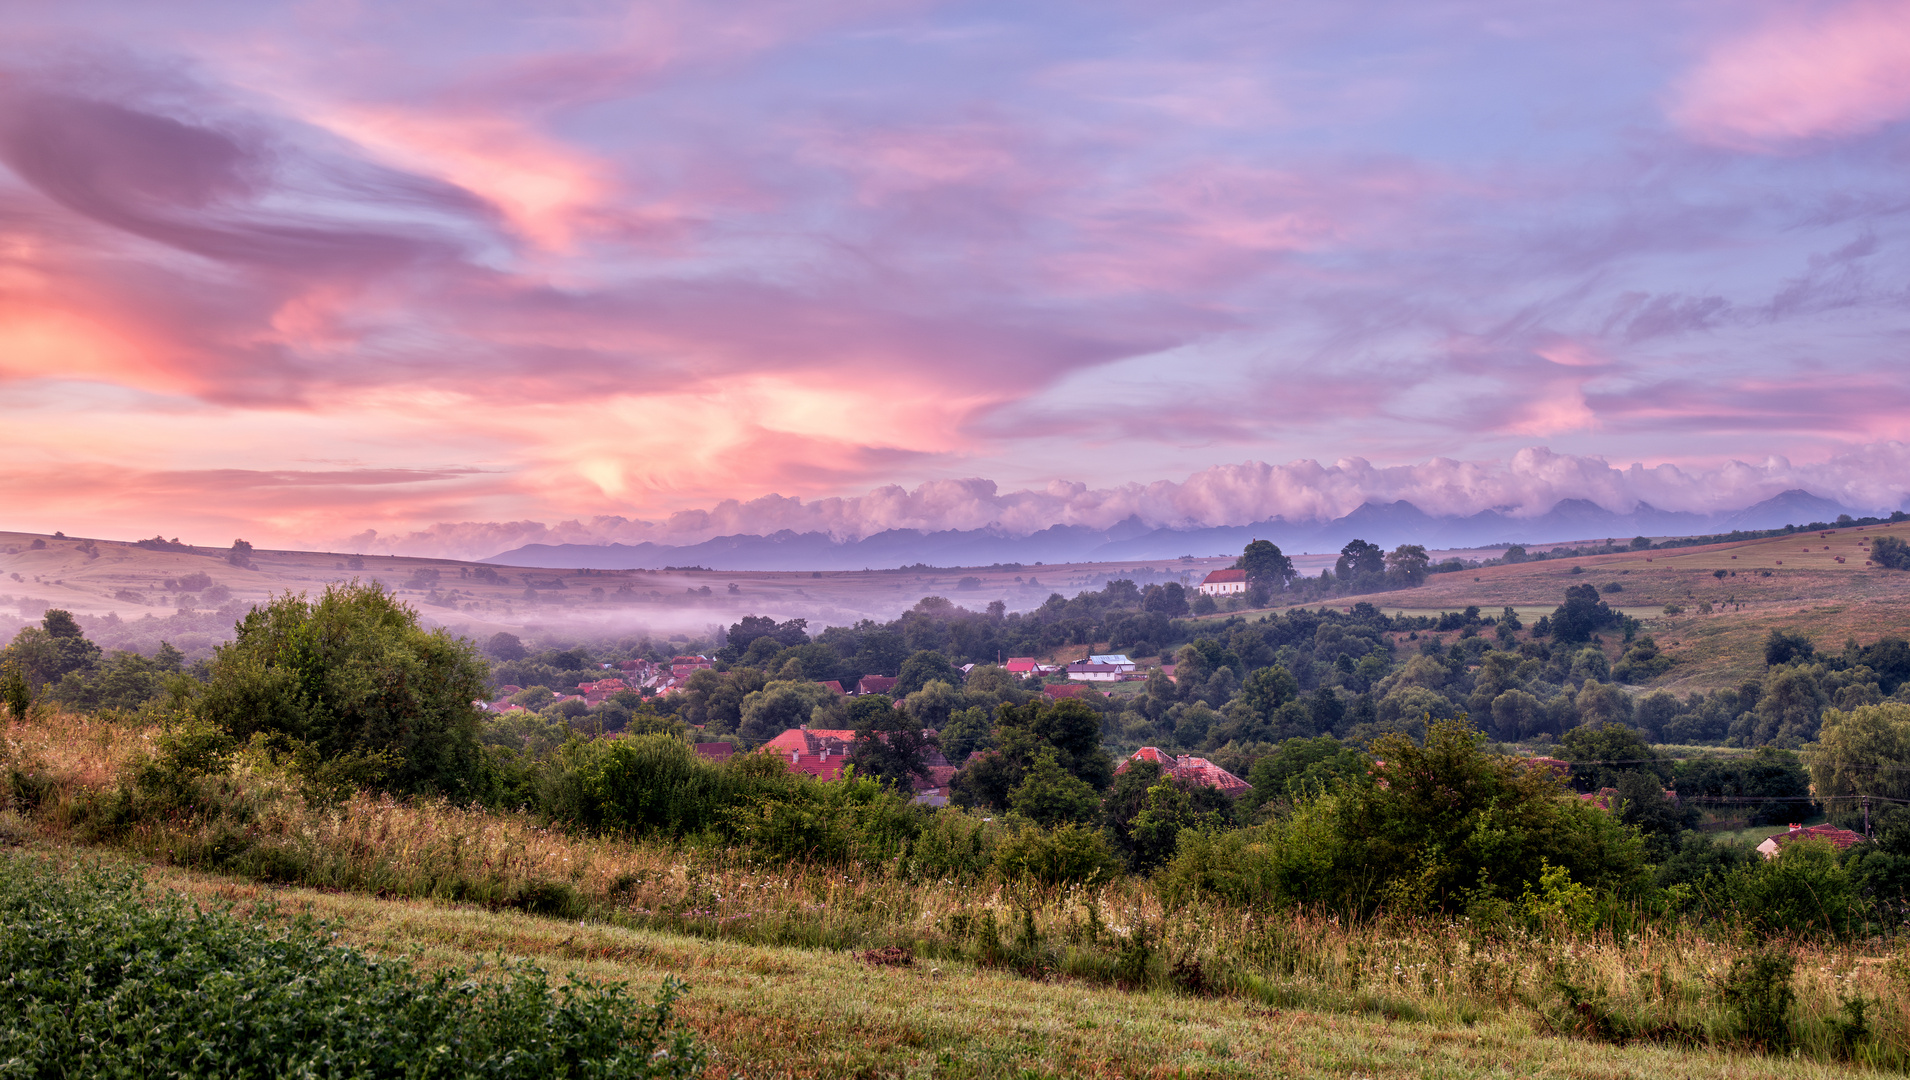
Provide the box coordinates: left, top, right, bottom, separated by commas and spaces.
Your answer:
4, 1, 1909, 557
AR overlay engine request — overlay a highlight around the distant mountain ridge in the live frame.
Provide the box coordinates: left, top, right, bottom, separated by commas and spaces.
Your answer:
489, 489, 1867, 570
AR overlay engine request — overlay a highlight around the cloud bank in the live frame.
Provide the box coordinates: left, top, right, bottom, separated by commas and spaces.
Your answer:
346, 445, 1910, 561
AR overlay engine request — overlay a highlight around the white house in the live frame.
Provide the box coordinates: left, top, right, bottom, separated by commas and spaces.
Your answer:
1088, 654, 1135, 672
1065, 662, 1126, 682
1198, 568, 1248, 595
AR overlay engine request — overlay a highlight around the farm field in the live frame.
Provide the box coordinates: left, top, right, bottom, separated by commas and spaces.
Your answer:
14, 844, 1889, 1080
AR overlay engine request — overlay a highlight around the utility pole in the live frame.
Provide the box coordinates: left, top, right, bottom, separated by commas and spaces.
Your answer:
1865, 795, 1871, 838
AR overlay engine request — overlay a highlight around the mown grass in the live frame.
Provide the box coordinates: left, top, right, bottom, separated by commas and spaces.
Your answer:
9, 843, 1892, 1080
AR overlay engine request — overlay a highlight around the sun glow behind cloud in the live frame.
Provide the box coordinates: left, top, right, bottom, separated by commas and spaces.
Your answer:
0, 1, 1907, 553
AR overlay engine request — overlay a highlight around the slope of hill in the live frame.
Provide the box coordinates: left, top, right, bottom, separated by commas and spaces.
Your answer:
1277, 519, 1910, 690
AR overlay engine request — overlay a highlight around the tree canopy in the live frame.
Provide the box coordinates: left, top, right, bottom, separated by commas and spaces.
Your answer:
197, 582, 489, 797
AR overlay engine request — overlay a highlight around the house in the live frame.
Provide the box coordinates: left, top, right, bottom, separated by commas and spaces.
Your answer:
1115, 747, 1251, 796
814, 680, 846, 695
856, 674, 899, 696
762, 727, 950, 789
762, 728, 855, 781
1065, 661, 1126, 682
1088, 654, 1135, 672
1198, 568, 1248, 596
1757, 823, 1865, 859
763, 728, 858, 756
694, 742, 736, 763
1003, 657, 1039, 675
669, 655, 714, 679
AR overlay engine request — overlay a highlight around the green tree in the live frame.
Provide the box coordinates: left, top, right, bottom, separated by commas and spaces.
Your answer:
939, 705, 995, 762
1752, 665, 1828, 746
1807, 703, 1910, 810
227, 538, 255, 569
485, 632, 527, 661
1, 610, 102, 692
0, 661, 29, 720
950, 697, 1113, 809
1334, 539, 1385, 581
894, 650, 958, 697
1384, 545, 1431, 586
197, 582, 490, 797
1549, 584, 1619, 644
1235, 540, 1296, 591
1347, 719, 1647, 912
736, 680, 835, 744
846, 693, 937, 791
1558, 721, 1661, 791
1006, 750, 1100, 826
1871, 535, 1910, 570
1242, 736, 1367, 813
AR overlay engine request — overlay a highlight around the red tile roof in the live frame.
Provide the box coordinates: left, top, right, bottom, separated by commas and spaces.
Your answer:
1764, 824, 1865, 852
694, 742, 735, 762
815, 680, 846, 695
857, 675, 898, 695
762, 728, 859, 755
1201, 568, 1247, 584
1003, 657, 1038, 673
1115, 747, 1251, 795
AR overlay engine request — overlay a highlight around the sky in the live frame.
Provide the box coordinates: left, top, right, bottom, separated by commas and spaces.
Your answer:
3, 0, 1910, 559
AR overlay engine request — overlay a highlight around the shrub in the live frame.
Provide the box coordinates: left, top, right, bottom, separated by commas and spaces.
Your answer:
992, 821, 1117, 886
1718, 950, 1796, 1051
0, 855, 705, 1078
196, 582, 490, 798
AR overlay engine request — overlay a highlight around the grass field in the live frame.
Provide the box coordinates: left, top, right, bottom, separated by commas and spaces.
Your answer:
11, 844, 1890, 1080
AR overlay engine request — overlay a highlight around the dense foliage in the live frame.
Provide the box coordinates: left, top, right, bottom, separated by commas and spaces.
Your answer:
196, 583, 491, 797
0, 855, 704, 1078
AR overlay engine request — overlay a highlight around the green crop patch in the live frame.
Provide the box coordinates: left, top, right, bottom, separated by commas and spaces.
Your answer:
0, 854, 704, 1078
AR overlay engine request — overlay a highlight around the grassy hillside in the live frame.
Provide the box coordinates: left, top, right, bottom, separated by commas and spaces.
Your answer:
1237, 521, 1910, 691
19, 848, 1879, 1080
5, 706, 1908, 1076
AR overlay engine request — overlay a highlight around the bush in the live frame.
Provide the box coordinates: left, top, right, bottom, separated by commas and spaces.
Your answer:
1719, 950, 1796, 1051
992, 821, 1117, 886
196, 582, 490, 798
0, 855, 705, 1078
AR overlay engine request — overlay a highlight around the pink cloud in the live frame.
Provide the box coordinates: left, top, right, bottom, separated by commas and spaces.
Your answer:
340, 444, 1910, 560
1671, 1, 1910, 149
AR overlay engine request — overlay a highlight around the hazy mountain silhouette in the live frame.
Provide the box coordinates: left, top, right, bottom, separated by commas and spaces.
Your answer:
490, 489, 1866, 570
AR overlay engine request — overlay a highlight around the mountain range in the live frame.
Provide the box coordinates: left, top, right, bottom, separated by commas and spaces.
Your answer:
490, 489, 1865, 571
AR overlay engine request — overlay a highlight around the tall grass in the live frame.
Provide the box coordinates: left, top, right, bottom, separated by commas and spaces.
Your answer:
5, 708, 1908, 1068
